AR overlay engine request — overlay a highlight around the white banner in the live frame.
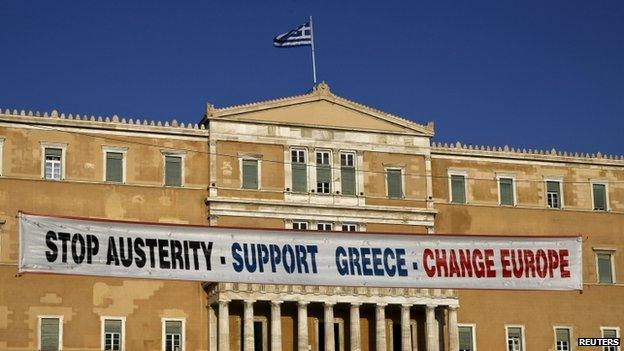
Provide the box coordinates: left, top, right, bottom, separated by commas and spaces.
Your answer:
18, 213, 583, 290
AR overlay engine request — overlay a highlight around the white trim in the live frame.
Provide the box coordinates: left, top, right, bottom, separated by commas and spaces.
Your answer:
340, 223, 358, 232
552, 326, 572, 351
448, 169, 468, 204
316, 221, 333, 231
161, 150, 186, 187
315, 149, 333, 194
544, 177, 564, 209
287, 147, 309, 193
291, 220, 309, 230
594, 250, 616, 284
100, 316, 126, 351
161, 317, 186, 351
600, 327, 621, 351
102, 146, 128, 183
590, 180, 610, 211
40, 142, 68, 180
38, 315, 63, 351
0, 137, 5, 176
505, 324, 526, 351
339, 150, 357, 196
384, 166, 405, 199
458, 323, 477, 351
496, 173, 517, 207
239, 154, 262, 190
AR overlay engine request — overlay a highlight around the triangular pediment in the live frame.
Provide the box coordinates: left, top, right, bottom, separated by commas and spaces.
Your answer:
205, 83, 433, 136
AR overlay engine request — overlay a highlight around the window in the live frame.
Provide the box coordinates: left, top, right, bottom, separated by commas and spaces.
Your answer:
555, 327, 571, 351
592, 182, 609, 211
0, 137, 4, 176
341, 224, 358, 232
39, 316, 62, 351
163, 319, 184, 351
458, 325, 475, 351
316, 151, 331, 194
164, 155, 183, 187
386, 168, 403, 199
253, 317, 268, 351
102, 317, 124, 351
596, 251, 615, 284
340, 152, 356, 196
44, 148, 63, 180
506, 326, 524, 351
498, 176, 515, 206
317, 222, 332, 231
291, 149, 307, 193
601, 328, 620, 351
546, 180, 562, 208
293, 221, 308, 230
241, 158, 259, 189
103, 147, 127, 183
449, 172, 467, 204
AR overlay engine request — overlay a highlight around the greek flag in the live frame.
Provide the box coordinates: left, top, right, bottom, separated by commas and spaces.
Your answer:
273, 22, 312, 47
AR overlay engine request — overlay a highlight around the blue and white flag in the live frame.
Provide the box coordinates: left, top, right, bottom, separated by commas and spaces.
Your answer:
273, 22, 312, 47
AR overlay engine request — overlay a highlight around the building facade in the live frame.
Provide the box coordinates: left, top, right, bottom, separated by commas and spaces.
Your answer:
0, 83, 622, 350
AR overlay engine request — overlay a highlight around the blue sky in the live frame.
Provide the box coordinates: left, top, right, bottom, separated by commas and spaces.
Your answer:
1, 1, 622, 155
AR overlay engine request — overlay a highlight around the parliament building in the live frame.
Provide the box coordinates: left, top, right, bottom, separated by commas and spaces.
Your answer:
0, 83, 622, 350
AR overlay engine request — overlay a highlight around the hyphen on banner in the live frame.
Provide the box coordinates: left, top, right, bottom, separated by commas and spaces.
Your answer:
18, 213, 583, 290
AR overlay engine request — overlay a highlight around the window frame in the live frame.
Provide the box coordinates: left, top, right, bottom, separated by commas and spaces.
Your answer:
253, 316, 268, 351
590, 180, 610, 211
161, 150, 186, 187
505, 325, 525, 351
102, 146, 128, 183
162, 318, 185, 351
38, 315, 63, 351
458, 323, 477, 351
385, 166, 405, 199
316, 222, 333, 231
292, 221, 309, 230
0, 137, 4, 176
339, 151, 357, 196
41, 142, 67, 181
289, 147, 309, 193
496, 173, 517, 207
239, 154, 262, 190
594, 249, 616, 284
448, 170, 468, 204
553, 326, 572, 351
341, 223, 358, 232
544, 178, 564, 209
101, 316, 126, 351
315, 149, 332, 194
600, 327, 620, 351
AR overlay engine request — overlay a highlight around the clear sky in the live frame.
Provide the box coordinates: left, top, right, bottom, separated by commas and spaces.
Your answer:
1, 1, 622, 155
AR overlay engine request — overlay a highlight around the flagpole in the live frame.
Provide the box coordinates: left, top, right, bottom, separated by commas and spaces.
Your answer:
310, 15, 317, 84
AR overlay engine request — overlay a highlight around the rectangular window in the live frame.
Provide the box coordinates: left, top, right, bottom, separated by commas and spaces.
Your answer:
242, 159, 259, 189
40, 317, 61, 351
165, 156, 182, 187
292, 221, 308, 230
602, 328, 619, 351
340, 152, 356, 196
106, 152, 124, 183
44, 148, 63, 180
103, 318, 123, 351
458, 325, 475, 351
592, 183, 608, 211
450, 174, 466, 204
499, 177, 515, 206
317, 222, 332, 231
507, 326, 524, 351
164, 320, 183, 351
0, 138, 4, 176
597, 252, 614, 284
291, 149, 307, 193
546, 180, 562, 208
341, 224, 358, 232
316, 151, 331, 194
386, 169, 403, 199
555, 328, 570, 351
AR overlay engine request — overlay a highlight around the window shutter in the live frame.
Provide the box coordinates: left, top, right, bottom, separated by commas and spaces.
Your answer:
597, 253, 613, 283
105, 319, 122, 333
242, 159, 258, 189
165, 320, 182, 334
593, 184, 607, 210
165, 156, 182, 186
451, 175, 466, 203
499, 178, 514, 205
45, 148, 62, 157
341, 166, 356, 195
555, 328, 569, 342
292, 163, 307, 192
317, 165, 331, 183
387, 170, 402, 198
603, 329, 617, 338
40, 318, 60, 351
508, 327, 521, 338
458, 326, 473, 350
546, 181, 560, 193
106, 152, 123, 182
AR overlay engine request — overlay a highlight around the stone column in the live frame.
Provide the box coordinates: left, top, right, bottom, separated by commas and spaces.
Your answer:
209, 304, 217, 351
324, 303, 335, 351
448, 306, 459, 351
218, 299, 230, 351
271, 301, 282, 351
425, 304, 438, 351
244, 300, 255, 351
376, 303, 387, 351
298, 301, 309, 351
350, 303, 361, 351
401, 304, 412, 351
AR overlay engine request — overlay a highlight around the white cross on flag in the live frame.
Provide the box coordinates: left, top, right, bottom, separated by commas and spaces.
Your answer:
273, 21, 312, 47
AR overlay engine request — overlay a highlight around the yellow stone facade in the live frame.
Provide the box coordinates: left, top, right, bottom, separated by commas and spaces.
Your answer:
0, 83, 622, 350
